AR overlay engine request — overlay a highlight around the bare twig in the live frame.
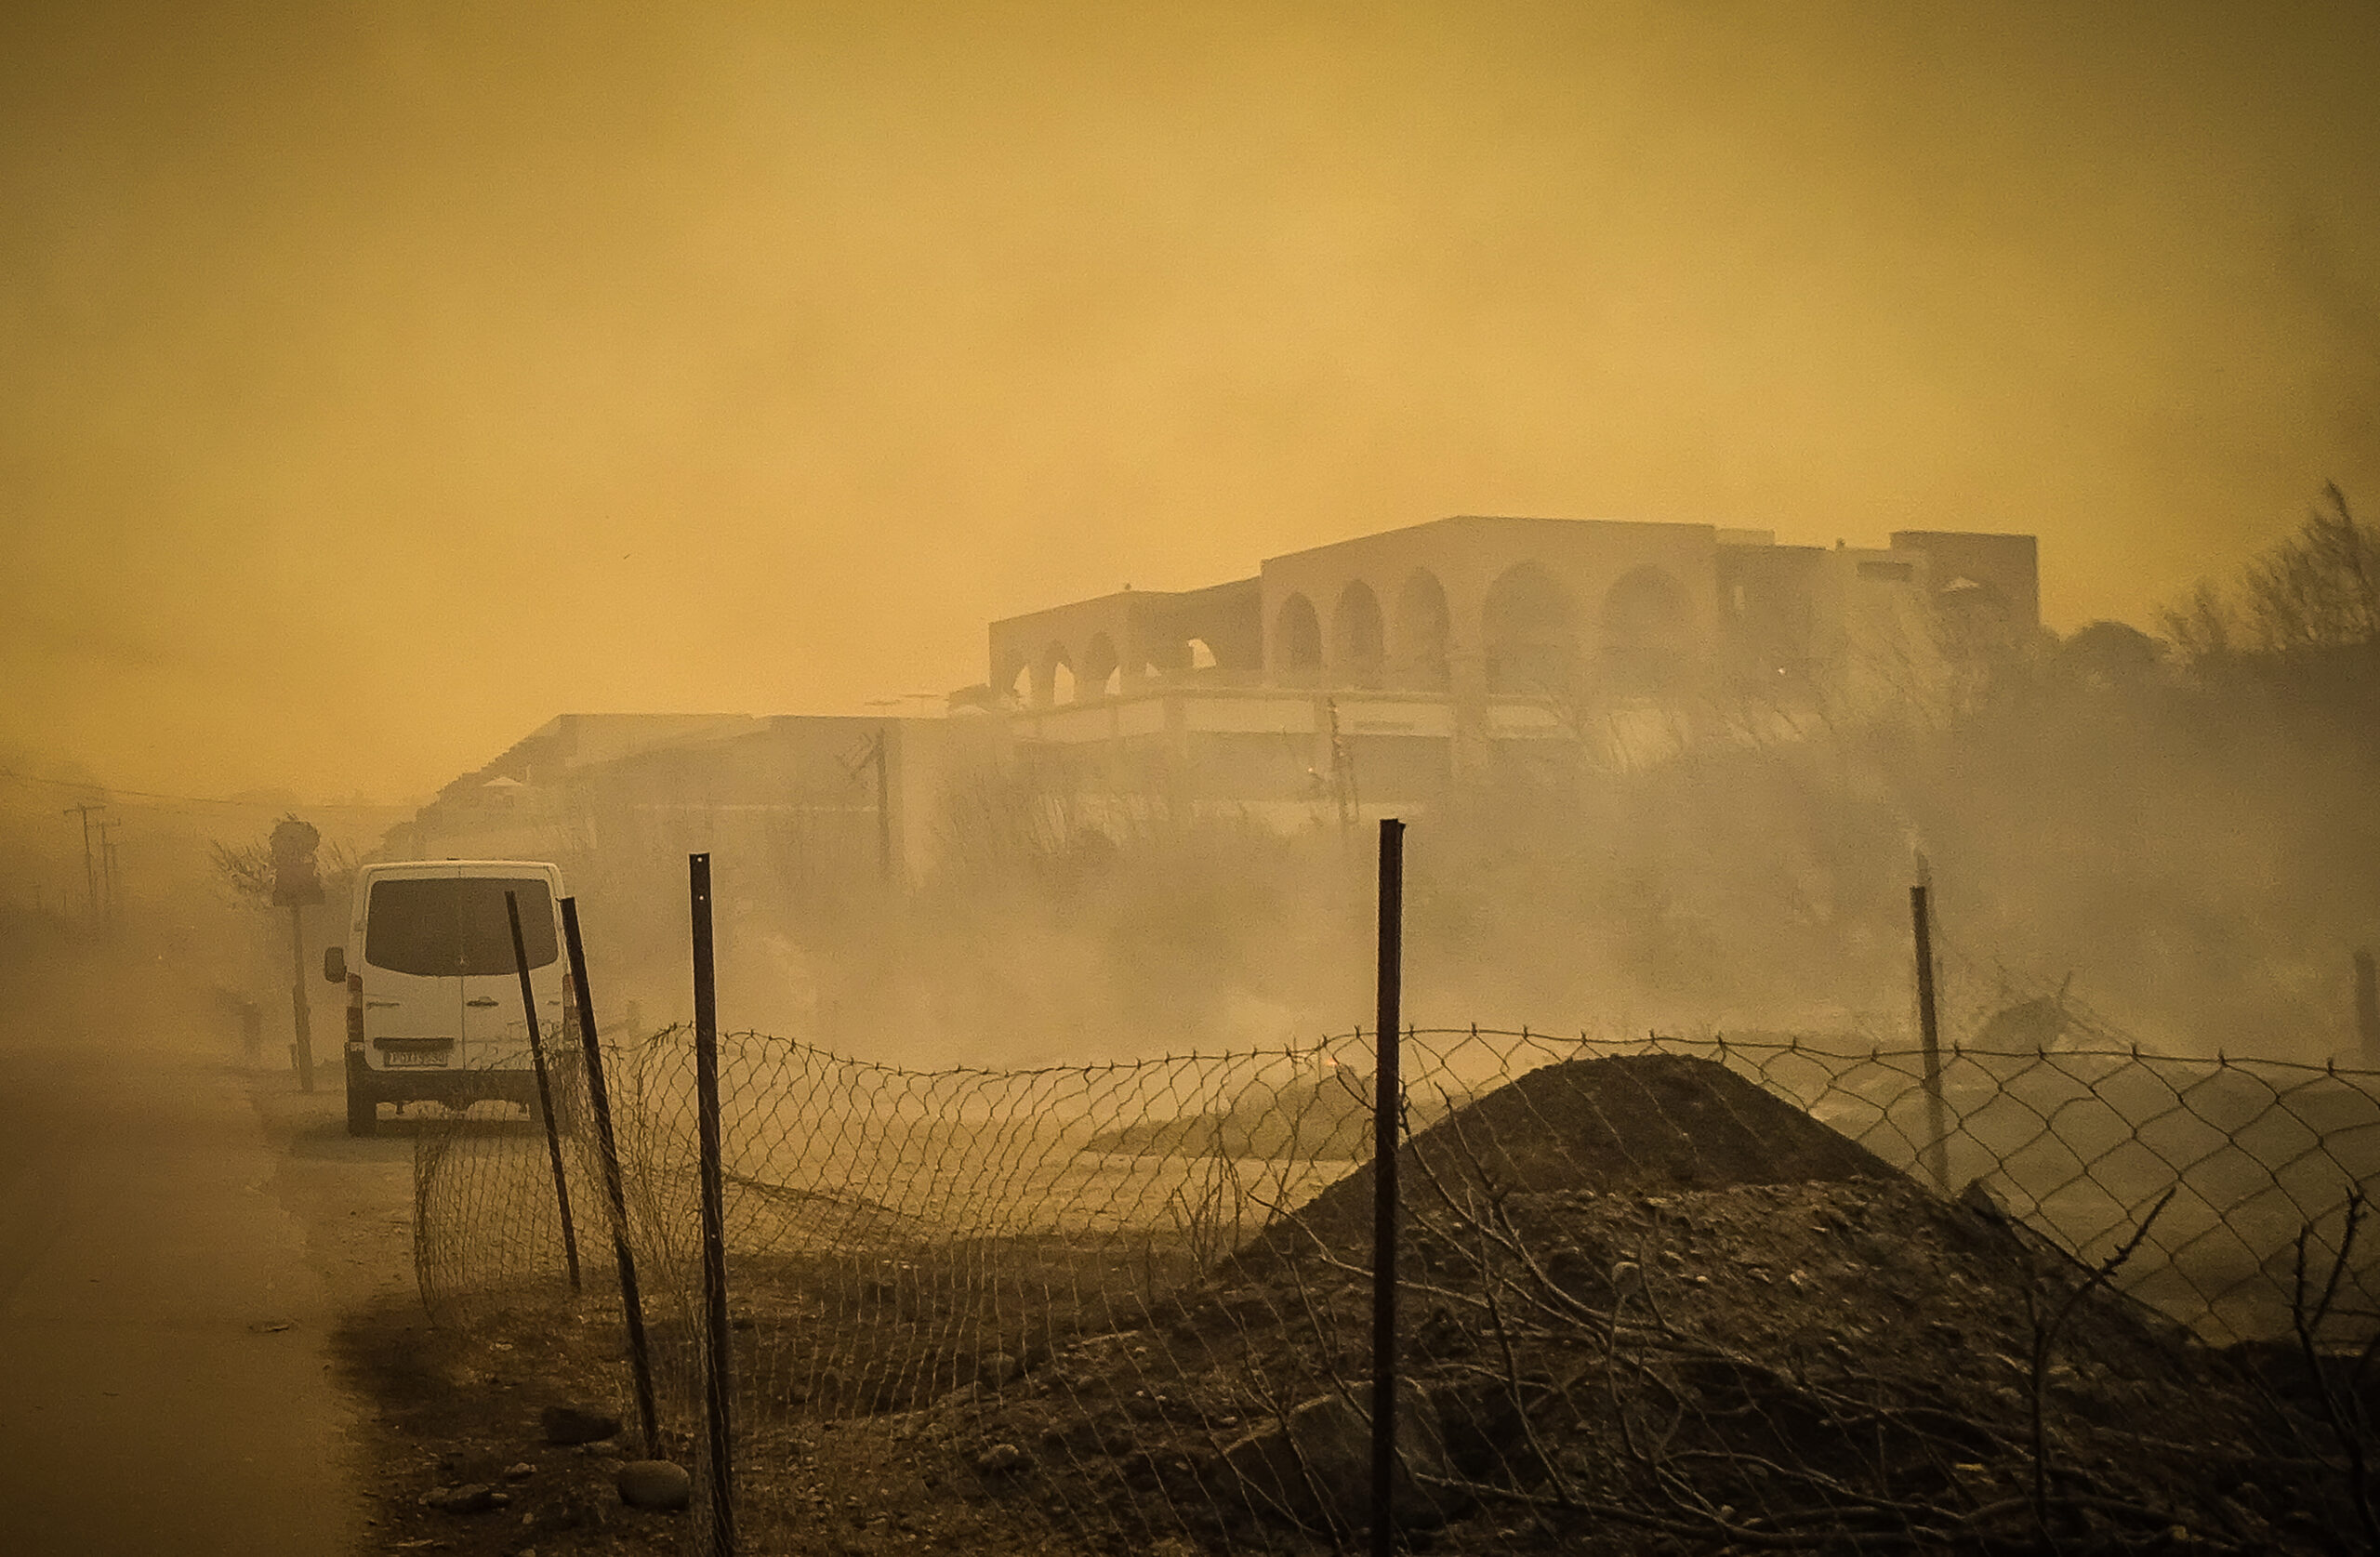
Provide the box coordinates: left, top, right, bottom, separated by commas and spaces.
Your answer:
2025, 1187, 2175, 1545
1474, 1220, 1573, 1499
2293, 1191, 2379, 1550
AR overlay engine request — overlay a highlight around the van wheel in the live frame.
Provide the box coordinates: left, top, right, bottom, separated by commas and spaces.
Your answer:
346, 1082, 377, 1137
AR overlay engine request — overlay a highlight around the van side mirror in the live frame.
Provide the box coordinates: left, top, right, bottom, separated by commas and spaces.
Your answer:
322, 945, 347, 983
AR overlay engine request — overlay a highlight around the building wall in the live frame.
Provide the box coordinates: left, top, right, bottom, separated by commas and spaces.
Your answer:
384, 714, 951, 886
1255, 515, 1725, 702
1887, 530, 2041, 650
987, 579, 1263, 709
977, 513, 2035, 825
986, 516, 1747, 717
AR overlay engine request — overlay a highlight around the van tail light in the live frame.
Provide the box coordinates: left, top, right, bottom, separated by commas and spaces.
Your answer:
346, 971, 364, 1045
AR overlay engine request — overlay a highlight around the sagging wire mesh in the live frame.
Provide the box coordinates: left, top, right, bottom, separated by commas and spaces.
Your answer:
415, 1023, 2380, 1552
411, 1055, 593, 1323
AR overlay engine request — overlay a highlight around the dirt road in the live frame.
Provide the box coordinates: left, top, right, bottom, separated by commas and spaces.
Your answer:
0, 1005, 416, 1556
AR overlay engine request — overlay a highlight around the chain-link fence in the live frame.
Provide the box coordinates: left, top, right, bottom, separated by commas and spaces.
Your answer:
413, 994, 2380, 1554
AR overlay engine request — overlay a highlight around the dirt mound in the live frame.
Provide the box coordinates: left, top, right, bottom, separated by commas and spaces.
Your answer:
1265, 1051, 1893, 1252
945, 1175, 2348, 1552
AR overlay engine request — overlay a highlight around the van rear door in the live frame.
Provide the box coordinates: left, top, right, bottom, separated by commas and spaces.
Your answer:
452, 873, 564, 1072
358, 864, 468, 1072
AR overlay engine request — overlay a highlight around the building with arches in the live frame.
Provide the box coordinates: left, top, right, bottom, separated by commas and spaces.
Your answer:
389, 515, 2038, 902
977, 514, 2035, 825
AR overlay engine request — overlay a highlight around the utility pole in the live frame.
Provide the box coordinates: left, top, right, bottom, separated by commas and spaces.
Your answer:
841, 727, 895, 886
287, 900, 314, 1090
270, 817, 324, 1093
874, 725, 892, 886
1325, 697, 1359, 838
61, 801, 104, 924
95, 818, 120, 927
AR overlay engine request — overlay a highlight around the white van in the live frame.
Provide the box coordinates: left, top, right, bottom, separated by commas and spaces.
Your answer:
323, 860, 570, 1137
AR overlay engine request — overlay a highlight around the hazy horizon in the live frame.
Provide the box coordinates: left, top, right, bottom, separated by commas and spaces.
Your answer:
7, 1, 2376, 801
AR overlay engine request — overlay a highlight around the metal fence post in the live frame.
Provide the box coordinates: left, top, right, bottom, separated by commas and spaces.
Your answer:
1372, 818, 1404, 1557
2355, 948, 2379, 1066
690, 853, 734, 1555
1911, 883, 1951, 1193
561, 896, 660, 1459
506, 890, 580, 1292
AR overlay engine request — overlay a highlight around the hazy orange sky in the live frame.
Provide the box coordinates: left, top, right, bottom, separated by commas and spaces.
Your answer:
5, 1, 2375, 802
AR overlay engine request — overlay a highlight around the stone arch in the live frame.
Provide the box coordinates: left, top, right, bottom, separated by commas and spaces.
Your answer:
1139, 634, 1191, 680
1040, 642, 1074, 707
1009, 663, 1032, 707
1599, 565, 1691, 693
1331, 581, 1385, 685
1276, 593, 1322, 675
1394, 568, 1451, 690
1483, 561, 1575, 696
1082, 632, 1120, 698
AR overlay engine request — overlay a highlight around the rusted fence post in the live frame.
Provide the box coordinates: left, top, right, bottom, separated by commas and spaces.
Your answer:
507, 890, 580, 1293
561, 896, 660, 1458
690, 853, 734, 1555
1911, 882, 1951, 1193
1372, 818, 1404, 1557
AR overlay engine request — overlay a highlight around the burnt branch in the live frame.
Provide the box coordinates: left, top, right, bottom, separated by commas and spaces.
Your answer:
2293, 1190, 2379, 1550
2024, 1186, 2175, 1543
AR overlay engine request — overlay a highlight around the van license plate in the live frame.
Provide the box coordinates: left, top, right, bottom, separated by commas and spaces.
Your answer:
384, 1049, 449, 1068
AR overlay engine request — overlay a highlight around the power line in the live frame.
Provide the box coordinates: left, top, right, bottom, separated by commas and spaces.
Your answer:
3, 768, 402, 814
9, 768, 256, 809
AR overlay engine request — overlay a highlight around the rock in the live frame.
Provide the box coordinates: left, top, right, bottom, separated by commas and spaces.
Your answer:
973, 1442, 1030, 1475
423, 1483, 502, 1515
980, 1351, 1020, 1387
503, 1461, 536, 1481
541, 1403, 621, 1446
1956, 1176, 2017, 1226
1220, 1388, 1464, 1531
615, 1458, 693, 1511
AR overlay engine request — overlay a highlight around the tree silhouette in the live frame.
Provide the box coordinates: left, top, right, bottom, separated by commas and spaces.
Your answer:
2162, 484, 2379, 666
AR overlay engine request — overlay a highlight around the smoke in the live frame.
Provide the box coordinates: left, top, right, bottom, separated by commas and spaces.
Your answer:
4, 1, 2376, 799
